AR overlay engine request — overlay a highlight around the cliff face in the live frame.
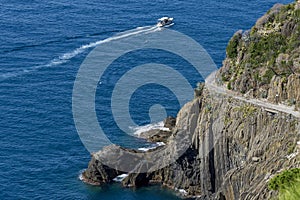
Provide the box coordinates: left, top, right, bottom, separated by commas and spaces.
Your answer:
82, 2, 300, 199
160, 91, 299, 199
82, 89, 300, 199
217, 1, 300, 109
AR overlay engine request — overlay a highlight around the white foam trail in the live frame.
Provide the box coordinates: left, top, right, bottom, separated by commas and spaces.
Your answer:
0, 25, 160, 81
49, 25, 158, 66
130, 121, 170, 136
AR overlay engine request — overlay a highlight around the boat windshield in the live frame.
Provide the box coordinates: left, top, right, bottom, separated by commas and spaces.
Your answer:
158, 17, 168, 21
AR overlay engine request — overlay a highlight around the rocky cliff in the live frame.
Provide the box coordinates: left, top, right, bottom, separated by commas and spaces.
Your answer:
82, 89, 300, 199
217, 1, 300, 109
82, 2, 300, 199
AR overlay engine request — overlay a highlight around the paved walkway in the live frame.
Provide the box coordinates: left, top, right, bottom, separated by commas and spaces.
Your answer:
205, 71, 300, 118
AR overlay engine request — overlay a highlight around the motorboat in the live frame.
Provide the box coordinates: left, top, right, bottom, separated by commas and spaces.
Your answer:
157, 17, 174, 27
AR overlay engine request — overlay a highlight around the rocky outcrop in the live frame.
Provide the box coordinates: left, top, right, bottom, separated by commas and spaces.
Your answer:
267, 73, 300, 108
82, 89, 300, 199
81, 150, 120, 185
138, 117, 175, 143
217, 2, 300, 109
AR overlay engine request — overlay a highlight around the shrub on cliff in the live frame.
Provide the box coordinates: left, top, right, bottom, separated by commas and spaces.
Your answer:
268, 168, 300, 200
226, 34, 240, 59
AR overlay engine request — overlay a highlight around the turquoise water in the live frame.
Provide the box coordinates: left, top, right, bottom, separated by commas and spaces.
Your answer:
0, 0, 292, 199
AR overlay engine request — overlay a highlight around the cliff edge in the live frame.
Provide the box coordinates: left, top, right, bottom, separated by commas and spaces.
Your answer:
82, 2, 300, 199
217, 1, 300, 110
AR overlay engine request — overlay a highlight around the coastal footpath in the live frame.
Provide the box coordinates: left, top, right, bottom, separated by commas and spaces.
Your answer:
82, 1, 300, 199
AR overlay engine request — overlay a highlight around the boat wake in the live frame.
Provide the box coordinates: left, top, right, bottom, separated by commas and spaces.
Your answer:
0, 25, 160, 82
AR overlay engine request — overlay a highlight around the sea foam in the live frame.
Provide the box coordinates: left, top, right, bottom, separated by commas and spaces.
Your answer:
130, 121, 170, 136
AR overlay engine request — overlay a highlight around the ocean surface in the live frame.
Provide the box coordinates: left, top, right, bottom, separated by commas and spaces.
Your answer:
0, 0, 292, 199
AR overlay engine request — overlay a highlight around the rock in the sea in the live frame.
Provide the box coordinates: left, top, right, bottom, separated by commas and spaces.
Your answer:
81, 152, 120, 185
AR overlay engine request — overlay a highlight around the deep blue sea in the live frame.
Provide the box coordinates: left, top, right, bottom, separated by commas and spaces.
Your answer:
0, 0, 293, 199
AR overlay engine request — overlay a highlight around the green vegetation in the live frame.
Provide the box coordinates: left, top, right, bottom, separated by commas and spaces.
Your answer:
287, 24, 300, 50
226, 34, 240, 59
227, 81, 232, 90
248, 33, 287, 66
205, 104, 212, 112
287, 142, 296, 154
249, 3, 300, 65
222, 2, 300, 93
220, 0, 300, 99
268, 168, 300, 200
194, 82, 205, 98
294, 9, 300, 19
235, 104, 257, 118
262, 68, 276, 84
278, 181, 300, 200
275, 3, 295, 22
224, 117, 230, 126
287, 98, 296, 106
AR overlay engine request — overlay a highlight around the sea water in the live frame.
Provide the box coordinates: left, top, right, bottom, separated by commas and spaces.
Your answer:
0, 0, 292, 199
